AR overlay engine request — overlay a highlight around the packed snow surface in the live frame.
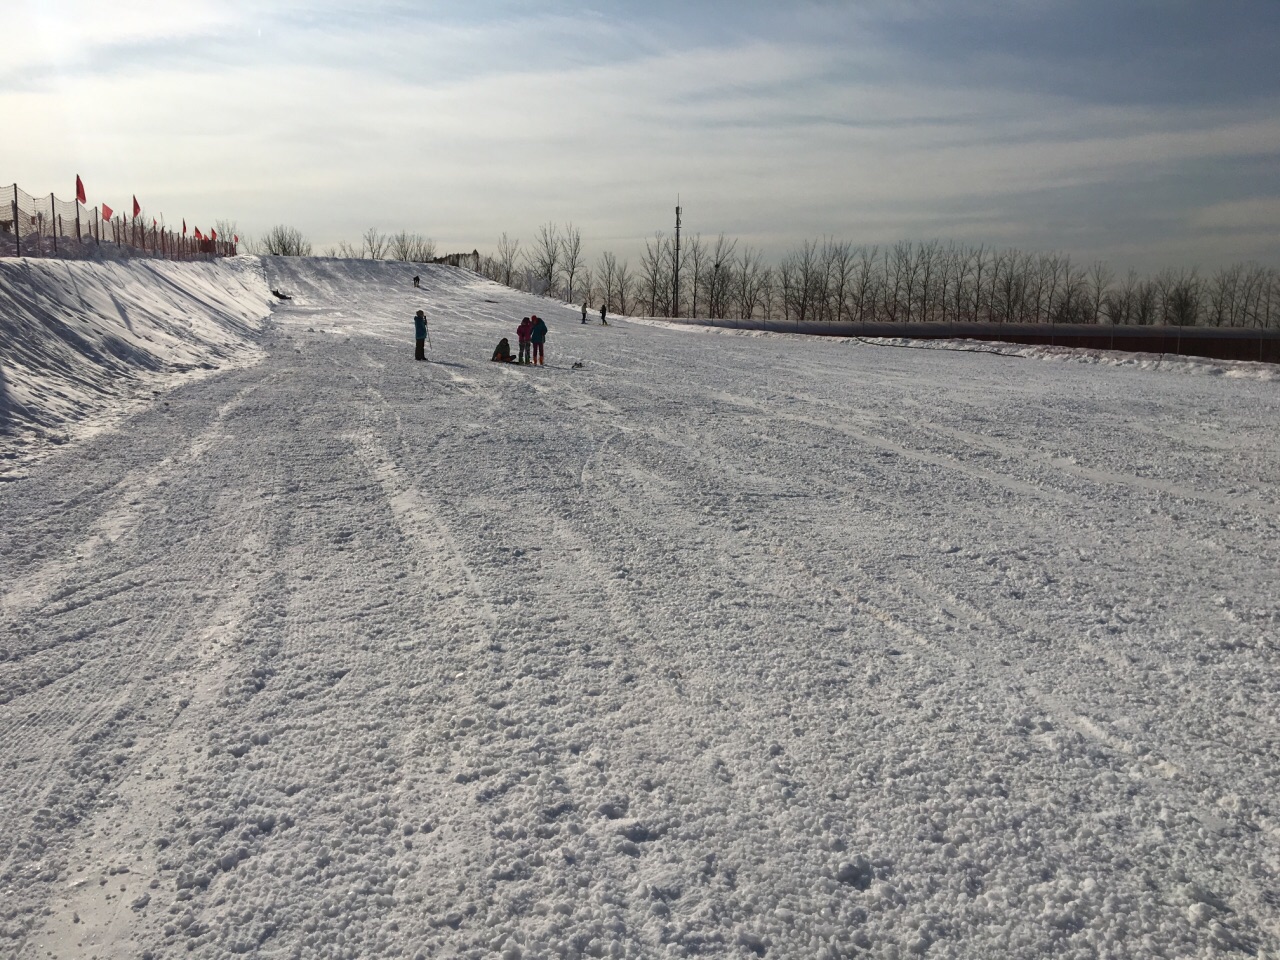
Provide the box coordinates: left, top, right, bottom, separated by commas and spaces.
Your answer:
2, 257, 1279, 959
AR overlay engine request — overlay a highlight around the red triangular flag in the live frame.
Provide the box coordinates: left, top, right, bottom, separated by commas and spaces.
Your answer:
153, 218, 158, 228
102, 202, 113, 220
132, 195, 141, 219
233, 235, 238, 244
211, 229, 217, 241
75, 175, 86, 204
182, 219, 187, 235
194, 228, 202, 240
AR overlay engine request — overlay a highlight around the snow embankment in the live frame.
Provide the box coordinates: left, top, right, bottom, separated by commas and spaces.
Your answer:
0, 257, 272, 474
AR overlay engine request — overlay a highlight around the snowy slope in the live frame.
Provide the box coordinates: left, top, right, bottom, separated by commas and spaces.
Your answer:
0, 257, 271, 474
2, 257, 1279, 959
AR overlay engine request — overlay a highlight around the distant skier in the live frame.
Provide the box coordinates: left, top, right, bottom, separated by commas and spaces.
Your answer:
412, 275, 420, 288
516, 317, 533, 365
600, 304, 608, 326
581, 302, 588, 324
413, 309, 428, 361
491, 337, 515, 363
530, 315, 548, 366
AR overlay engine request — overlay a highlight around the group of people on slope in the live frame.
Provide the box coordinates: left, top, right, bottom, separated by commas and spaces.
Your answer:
415, 302, 607, 366
492, 315, 547, 365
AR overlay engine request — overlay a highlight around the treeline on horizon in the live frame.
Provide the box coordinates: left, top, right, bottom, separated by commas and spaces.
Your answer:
258, 222, 1280, 329
480, 225, 1278, 329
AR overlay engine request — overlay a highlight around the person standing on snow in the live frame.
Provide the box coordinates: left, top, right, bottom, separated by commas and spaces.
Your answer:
530, 315, 548, 365
581, 302, 588, 323
600, 304, 608, 326
414, 309, 428, 361
516, 317, 533, 365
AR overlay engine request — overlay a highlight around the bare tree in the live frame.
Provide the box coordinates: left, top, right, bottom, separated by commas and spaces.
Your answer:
1038, 254, 1063, 325
615, 260, 634, 315
951, 247, 975, 324
214, 220, 239, 249
1208, 264, 1243, 327
530, 222, 562, 296
704, 234, 738, 319
759, 268, 777, 322
685, 235, 706, 318
1266, 268, 1280, 328
969, 245, 990, 323
1240, 264, 1271, 328
778, 259, 796, 323
597, 251, 619, 312
1104, 270, 1140, 325
363, 227, 388, 260
262, 224, 311, 257
1087, 260, 1115, 324
912, 240, 938, 323
560, 223, 585, 303
896, 241, 923, 323
495, 233, 520, 287
1050, 258, 1088, 324
882, 245, 902, 322
734, 246, 768, 321
824, 241, 855, 325
414, 236, 437, 262
639, 231, 671, 317
1134, 278, 1158, 326
1161, 267, 1203, 327
391, 231, 415, 262
851, 246, 878, 323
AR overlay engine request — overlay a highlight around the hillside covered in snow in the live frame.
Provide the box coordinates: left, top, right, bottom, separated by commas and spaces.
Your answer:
1, 256, 1278, 959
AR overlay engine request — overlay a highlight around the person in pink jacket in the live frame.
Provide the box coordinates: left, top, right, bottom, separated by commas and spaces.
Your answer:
516, 317, 533, 365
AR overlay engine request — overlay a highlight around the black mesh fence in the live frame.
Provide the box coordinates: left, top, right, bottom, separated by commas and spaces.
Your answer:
2, 182, 236, 260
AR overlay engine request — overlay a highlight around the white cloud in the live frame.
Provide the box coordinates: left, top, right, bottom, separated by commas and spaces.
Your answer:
1191, 198, 1280, 232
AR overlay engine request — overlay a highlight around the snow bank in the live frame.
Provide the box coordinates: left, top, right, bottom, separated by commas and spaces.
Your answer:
0, 256, 272, 474
856, 337, 1280, 381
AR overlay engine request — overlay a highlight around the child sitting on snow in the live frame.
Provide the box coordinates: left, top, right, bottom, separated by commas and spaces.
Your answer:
491, 337, 515, 363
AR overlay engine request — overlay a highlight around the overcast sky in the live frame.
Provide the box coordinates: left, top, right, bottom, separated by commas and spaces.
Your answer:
3, 0, 1278, 273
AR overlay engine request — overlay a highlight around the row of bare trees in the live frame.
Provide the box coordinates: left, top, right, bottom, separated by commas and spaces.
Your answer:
317, 227, 438, 263
482, 232, 1280, 329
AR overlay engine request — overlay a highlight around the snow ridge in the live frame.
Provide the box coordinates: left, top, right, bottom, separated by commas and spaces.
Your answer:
0, 256, 272, 475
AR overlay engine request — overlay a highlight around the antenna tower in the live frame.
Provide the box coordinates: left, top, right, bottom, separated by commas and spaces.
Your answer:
673, 198, 682, 318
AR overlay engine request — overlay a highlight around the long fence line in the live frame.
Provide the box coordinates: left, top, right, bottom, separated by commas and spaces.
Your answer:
1, 182, 236, 260
659, 317, 1280, 364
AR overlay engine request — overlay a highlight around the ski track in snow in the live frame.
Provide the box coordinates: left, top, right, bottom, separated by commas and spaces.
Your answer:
2, 257, 1279, 959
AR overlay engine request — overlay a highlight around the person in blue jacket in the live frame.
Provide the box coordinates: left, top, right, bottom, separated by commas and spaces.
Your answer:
414, 309, 428, 361
530, 315, 548, 365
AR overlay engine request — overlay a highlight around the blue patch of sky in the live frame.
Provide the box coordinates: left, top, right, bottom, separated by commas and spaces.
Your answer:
865, 0, 1280, 109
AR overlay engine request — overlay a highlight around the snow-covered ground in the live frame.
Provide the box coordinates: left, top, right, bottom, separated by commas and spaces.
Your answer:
2, 256, 1278, 959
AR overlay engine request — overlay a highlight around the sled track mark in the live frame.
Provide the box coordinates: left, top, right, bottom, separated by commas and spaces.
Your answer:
0, 384, 259, 624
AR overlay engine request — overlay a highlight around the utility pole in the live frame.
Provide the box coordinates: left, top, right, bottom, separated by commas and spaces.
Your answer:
672, 198, 682, 318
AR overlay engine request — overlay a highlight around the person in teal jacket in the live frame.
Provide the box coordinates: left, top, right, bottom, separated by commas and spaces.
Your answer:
530, 315, 548, 365
414, 309, 427, 361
